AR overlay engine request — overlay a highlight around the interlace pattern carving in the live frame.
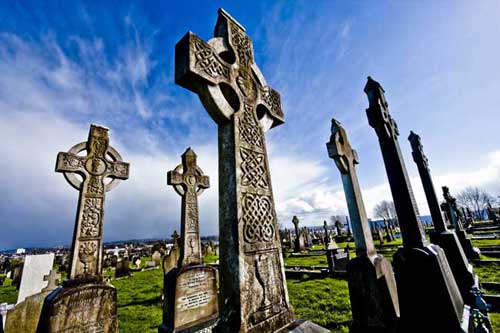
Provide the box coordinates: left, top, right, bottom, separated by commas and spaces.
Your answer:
81, 198, 102, 237
240, 148, 269, 189
231, 25, 252, 68
242, 193, 275, 244
194, 38, 229, 79
239, 103, 263, 148
260, 87, 283, 119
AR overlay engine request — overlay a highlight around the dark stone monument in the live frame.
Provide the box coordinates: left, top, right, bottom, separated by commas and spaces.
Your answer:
175, 8, 327, 333
38, 124, 129, 333
441, 186, 481, 260
327, 118, 399, 332
159, 148, 218, 333
115, 258, 130, 278
292, 216, 305, 253
409, 131, 479, 306
364, 77, 470, 332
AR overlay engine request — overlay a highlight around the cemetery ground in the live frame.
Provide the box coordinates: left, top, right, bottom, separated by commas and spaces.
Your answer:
1, 237, 499, 332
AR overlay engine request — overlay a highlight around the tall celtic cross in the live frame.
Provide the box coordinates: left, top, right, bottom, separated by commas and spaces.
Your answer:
175, 9, 294, 332
167, 148, 209, 266
327, 119, 376, 256
56, 124, 129, 280
408, 131, 447, 233
364, 77, 426, 248
441, 186, 463, 231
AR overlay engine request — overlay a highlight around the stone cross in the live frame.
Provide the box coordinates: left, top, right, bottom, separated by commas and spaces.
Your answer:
364, 77, 425, 248
327, 119, 375, 256
42, 270, 61, 292
409, 131, 448, 233
172, 230, 180, 249
323, 221, 329, 244
175, 9, 295, 331
167, 148, 209, 266
56, 124, 129, 280
441, 186, 463, 231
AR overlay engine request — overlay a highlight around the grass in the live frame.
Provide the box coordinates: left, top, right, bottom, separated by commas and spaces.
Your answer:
0, 278, 17, 304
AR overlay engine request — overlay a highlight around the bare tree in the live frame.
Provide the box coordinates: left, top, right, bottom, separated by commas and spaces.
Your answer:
456, 187, 493, 219
373, 200, 397, 223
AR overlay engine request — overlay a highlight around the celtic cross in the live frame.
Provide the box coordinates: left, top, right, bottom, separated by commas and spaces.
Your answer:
42, 270, 61, 292
441, 186, 463, 231
327, 119, 375, 256
167, 148, 209, 266
364, 77, 426, 248
408, 131, 447, 233
175, 9, 293, 331
56, 124, 129, 280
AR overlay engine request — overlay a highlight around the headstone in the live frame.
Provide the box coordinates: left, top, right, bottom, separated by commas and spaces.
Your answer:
11, 266, 23, 290
335, 220, 343, 236
376, 227, 385, 245
163, 231, 180, 275
38, 124, 129, 333
17, 253, 54, 304
441, 186, 481, 260
409, 131, 480, 306
364, 76, 469, 332
323, 221, 338, 251
152, 251, 162, 267
292, 216, 305, 253
384, 220, 394, 242
175, 8, 327, 332
115, 258, 130, 278
159, 148, 218, 333
327, 118, 399, 332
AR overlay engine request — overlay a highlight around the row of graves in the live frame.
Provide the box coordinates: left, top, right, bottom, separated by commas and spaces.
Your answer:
1, 8, 499, 333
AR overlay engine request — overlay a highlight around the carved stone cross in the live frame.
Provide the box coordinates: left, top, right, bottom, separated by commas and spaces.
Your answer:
364, 77, 425, 248
408, 131, 447, 233
441, 186, 463, 231
56, 124, 129, 280
327, 118, 375, 256
171, 230, 180, 249
42, 270, 61, 292
167, 148, 209, 266
175, 9, 294, 331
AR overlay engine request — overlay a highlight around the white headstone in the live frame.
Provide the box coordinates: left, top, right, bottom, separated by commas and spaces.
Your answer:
17, 253, 54, 304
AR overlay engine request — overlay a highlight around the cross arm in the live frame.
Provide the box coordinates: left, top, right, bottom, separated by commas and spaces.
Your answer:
167, 170, 183, 186
107, 161, 130, 180
198, 174, 210, 189
175, 32, 231, 93
55, 152, 85, 173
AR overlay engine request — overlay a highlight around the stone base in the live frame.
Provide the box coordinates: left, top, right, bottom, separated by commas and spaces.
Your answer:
4, 290, 51, 333
430, 231, 477, 305
347, 254, 399, 333
279, 320, 330, 333
38, 281, 117, 333
393, 245, 471, 333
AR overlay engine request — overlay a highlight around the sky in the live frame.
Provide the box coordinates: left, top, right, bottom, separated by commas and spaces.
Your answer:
1, 1, 500, 250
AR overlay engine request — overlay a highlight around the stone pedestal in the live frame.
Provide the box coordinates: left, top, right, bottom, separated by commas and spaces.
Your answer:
393, 245, 470, 333
430, 231, 477, 305
347, 255, 399, 333
159, 265, 218, 333
38, 281, 118, 333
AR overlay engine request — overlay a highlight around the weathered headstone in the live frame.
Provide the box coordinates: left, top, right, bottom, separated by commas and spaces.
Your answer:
327, 118, 399, 332
163, 231, 180, 275
364, 77, 469, 332
409, 131, 479, 306
441, 186, 481, 260
159, 148, 218, 333
152, 251, 162, 267
38, 124, 129, 333
175, 8, 328, 333
115, 258, 130, 278
17, 253, 54, 304
292, 216, 305, 253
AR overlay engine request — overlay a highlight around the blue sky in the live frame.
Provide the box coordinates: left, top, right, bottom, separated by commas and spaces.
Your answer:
1, 1, 499, 250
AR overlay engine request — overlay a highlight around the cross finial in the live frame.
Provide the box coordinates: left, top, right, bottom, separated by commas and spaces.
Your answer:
409, 131, 430, 171
364, 77, 399, 141
327, 118, 359, 174
172, 230, 180, 248
42, 270, 61, 292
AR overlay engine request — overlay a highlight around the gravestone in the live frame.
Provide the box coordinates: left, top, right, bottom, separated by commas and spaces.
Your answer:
115, 258, 130, 278
11, 266, 23, 290
327, 118, 399, 332
4, 270, 59, 333
175, 8, 328, 333
323, 221, 338, 251
159, 148, 218, 333
292, 217, 305, 253
441, 186, 481, 260
38, 124, 129, 333
144, 261, 156, 269
17, 253, 54, 304
364, 77, 469, 332
409, 131, 479, 306
335, 220, 343, 236
163, 231, 180, 275
384, 220, 394, 242
376, 227, 385, 245
152, 251, 162, 267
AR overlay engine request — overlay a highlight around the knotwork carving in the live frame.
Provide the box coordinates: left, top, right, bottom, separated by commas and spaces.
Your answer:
87, 176, 104, 195
260, 87, 283, 119
81, 198, 102, 237
193, 37, 230, 79
240, 148, 269, 189
239, 103, 263, 148
231, 25, 252, 69
63, 154, 83, 169
242, 193, 275, 244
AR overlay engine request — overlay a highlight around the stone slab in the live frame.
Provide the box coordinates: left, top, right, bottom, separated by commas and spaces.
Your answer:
38, 282, 117, 333
5, 290, 51, 333
279, 320, 330, 333
17, 253, 54, 304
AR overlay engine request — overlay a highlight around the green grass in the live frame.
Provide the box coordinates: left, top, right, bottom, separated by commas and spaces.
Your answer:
284, 254, 328, 267
0, 278, 17, 304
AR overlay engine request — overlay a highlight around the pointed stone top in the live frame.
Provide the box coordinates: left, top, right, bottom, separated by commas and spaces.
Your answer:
90, 123, 109, 131
182, 147, 197, 158
323, 220, 327, 227
364, 76, 387, 108
364, 76, 384, 93
292, 216, 299, 225
217, 8, 246, 31
408, 130, 420, 142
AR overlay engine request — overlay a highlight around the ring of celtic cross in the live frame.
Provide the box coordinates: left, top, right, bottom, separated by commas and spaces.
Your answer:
171, 164, 207, 196
63, 141, 125, 192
